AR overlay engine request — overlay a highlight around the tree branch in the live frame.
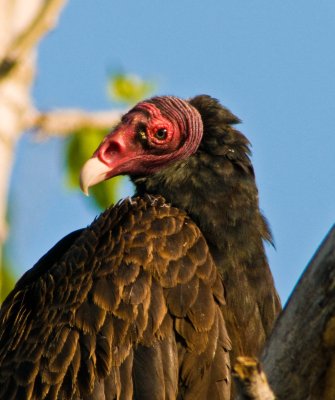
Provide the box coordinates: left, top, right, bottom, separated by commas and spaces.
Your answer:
261, 225, 335, 400
0, 0, 68, 302
29, 108, 125, 137
0, 0, 67, 79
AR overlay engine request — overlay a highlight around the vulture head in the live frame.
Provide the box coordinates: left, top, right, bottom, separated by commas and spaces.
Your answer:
80, 95, 251, 196
80, 94, 266, 248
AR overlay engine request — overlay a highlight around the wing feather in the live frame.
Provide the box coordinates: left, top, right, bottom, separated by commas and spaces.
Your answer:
0, 195, 231, 399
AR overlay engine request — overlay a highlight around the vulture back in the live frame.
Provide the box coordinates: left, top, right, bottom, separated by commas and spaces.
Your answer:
0, 196, 231, 400
0, 94, 281, 399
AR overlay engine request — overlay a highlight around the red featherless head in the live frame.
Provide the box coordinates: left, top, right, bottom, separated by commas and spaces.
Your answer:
80, 96, 203, 194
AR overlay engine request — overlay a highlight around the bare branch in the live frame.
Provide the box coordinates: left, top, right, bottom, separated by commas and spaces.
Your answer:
0, 0, 68, 301
262, 225, 335, 400
0, 0, 67, 79
233, 357, 275, 400
29, 108, 125, 137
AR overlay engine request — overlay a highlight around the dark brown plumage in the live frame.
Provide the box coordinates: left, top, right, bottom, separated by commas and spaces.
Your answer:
0, 95, 281, 399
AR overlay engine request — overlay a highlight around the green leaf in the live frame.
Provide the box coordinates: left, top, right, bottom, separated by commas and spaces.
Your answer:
108, 73, 156, 105
64, 127, 125, 210
0, 261, 16, 304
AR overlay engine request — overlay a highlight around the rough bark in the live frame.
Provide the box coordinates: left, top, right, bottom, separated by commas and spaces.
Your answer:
261, 224, 335, 400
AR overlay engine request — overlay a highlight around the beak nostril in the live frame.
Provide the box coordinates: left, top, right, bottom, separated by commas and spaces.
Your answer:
98, 141, 123, 163
106, 142, 121, 155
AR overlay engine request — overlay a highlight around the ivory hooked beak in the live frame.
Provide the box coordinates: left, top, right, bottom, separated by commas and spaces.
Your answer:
79, 157, 112, 196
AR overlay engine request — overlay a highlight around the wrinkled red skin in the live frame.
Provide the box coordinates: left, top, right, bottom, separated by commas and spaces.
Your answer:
93, 98, 203, 179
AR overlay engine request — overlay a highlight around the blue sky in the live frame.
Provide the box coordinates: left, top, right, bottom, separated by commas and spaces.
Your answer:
8, 0, 335, 303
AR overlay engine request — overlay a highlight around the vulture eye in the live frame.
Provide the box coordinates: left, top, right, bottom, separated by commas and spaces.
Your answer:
154, 128, 168, 140
148, 125, 173, 146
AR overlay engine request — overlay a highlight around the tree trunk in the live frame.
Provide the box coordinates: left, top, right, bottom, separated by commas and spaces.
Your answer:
260, 225, 335, 399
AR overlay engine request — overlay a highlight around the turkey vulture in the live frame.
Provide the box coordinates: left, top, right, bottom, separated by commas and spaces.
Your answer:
0, 95, 281, 399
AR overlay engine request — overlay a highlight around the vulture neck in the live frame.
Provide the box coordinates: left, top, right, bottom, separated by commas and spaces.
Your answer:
133, 153, 272, 272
